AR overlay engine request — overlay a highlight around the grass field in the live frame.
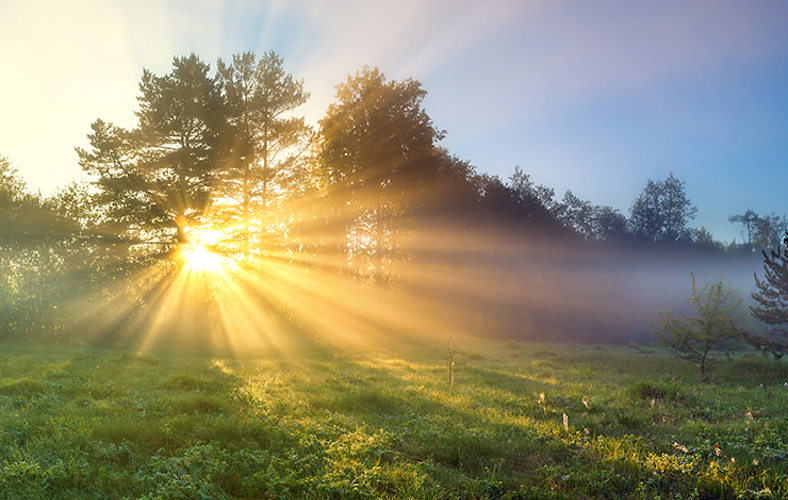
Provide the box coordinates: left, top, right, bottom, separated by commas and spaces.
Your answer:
0, 336, 787, 499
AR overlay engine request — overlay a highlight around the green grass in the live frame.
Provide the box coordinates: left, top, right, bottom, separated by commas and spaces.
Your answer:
0, 337, 787, 499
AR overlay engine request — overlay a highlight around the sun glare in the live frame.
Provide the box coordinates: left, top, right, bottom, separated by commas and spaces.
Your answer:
182, 242, 222, 272
177, 226, 227, 273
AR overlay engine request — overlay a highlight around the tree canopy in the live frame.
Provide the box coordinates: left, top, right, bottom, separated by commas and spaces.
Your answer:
76, 55, 227, 258
317, 67, 448, 281
217, 51, 311, 259
729, 210, 787, 250
0, 51, 760, 349
319, 67, 444, 208
76, 53, 315, 264
629, 172, 697, 242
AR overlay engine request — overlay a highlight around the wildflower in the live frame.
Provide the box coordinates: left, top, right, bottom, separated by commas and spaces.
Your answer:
713, 443, 722, 457
563, 413, 569, 432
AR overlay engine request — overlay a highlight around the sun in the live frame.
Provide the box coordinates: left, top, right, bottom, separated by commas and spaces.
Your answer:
176, 226, 226, 273
182, 242, 222, 272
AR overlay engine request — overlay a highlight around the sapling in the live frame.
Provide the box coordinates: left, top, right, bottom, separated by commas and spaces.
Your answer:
445, 335, 459, 388
749, 233, 788, 359
653, 273, 746, 374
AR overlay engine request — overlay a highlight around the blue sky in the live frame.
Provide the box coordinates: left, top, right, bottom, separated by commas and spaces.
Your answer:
1, 0, 787, 243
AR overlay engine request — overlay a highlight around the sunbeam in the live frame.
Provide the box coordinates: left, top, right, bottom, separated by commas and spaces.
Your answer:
36, 47, 762, 361
179, 242, 223, 273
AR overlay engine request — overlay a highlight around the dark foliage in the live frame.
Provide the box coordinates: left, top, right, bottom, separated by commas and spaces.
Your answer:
749, 233, 788, 358
0, 54, 761, 348
629, 172, 697, 242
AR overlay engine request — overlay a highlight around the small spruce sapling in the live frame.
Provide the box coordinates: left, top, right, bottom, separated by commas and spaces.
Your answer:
749, 232, 788, 359
653, 273, 745, 374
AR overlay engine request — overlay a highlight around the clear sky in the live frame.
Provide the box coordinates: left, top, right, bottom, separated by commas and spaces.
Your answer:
1, 0, 787, 243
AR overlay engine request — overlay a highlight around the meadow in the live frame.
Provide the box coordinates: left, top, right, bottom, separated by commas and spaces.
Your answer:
0, 336, 786, 499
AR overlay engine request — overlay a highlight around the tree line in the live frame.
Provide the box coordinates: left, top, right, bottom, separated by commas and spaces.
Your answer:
0, 51, 785, 347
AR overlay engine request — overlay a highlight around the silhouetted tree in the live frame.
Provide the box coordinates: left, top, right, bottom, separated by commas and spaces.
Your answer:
0, 156, 77, 248
507, 166, 558, 223
429, 150, 483, 221
507, 169, 627, 241
749, 233, 788, 358
556, 191, 598, 239
593, 206, 628, 241
755, 214, 787, 249
476, 174, 521, 223
0, 156, 25, 197
217, 51, 311, 259
692, 226, 724, 253
471, 172, 562, 233
729, 210, 787, 250
728, 210, 760, 246
77, 55, 227, 257
629, 172, 697, 242
318, 67, 445, 281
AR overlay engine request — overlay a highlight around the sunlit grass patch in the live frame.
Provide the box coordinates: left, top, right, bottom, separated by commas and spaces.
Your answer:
308, 388, 407, 415
0, 338, 787, 498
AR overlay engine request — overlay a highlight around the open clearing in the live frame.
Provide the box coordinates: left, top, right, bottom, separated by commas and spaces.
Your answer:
0, 338, 786, 499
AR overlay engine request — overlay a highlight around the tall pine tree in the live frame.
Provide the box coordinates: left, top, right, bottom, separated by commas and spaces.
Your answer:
77, 54, 227, 258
